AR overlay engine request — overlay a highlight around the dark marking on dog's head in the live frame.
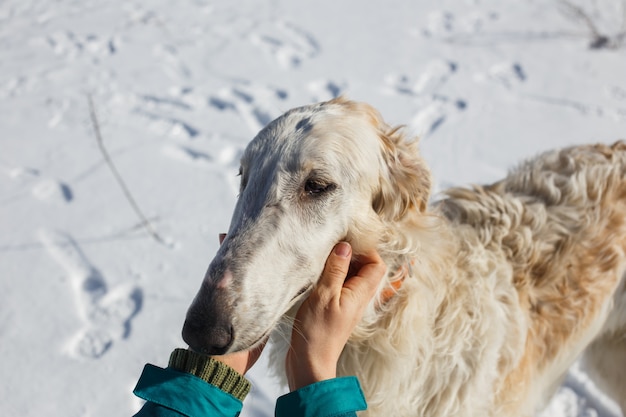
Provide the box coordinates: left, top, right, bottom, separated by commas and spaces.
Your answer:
295, 117, 313, 134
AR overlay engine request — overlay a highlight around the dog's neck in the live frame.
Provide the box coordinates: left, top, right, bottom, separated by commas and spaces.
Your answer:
379, 258, 412, 303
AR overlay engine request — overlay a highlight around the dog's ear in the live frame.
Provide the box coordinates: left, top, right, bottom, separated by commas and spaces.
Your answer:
330, 98, 432, 221
373, 124, 432, 221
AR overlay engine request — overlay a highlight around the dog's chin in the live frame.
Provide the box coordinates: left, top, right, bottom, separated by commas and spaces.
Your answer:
291, 283, 313, 302
231, 328, 271, 353
233, 284, 314, 353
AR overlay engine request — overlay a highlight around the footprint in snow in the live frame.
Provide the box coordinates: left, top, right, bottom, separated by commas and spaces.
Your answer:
153, 43, 192, 80
422, 11, 455, 37
489, 62, 526, 89
420, 10, 499, 39
250, 20, 320, 70
39, 230, 143, 359
474, 62, 526, 90
208, 82, 288, 134
135, 109, 200, 139
383, 60, 457, 97
131, 88, 199, 139
383, 59, 465, 138
4, 166, 74, 204
411, 98, 468, 139
44, 31, 119, 60
32, 178, 73, 203
307, 79, 347, 102
161, 144, 213, 167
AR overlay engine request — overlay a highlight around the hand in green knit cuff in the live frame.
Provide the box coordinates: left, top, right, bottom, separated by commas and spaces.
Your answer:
168, 348, 251, 401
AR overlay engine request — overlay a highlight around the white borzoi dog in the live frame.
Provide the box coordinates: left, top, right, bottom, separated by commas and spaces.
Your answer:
182, 97, 626, 417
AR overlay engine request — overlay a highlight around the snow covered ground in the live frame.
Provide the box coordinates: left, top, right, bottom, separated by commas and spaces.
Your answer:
1, 0, 625, 416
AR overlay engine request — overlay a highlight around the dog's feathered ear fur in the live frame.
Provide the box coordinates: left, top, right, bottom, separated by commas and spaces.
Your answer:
372, 122, 432, 222
327, 97, 432, 221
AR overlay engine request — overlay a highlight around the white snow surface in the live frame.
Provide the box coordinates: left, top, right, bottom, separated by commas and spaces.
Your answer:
1, 0, 625, 416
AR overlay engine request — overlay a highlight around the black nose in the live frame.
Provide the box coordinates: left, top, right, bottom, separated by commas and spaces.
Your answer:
182, 276, 235, 355
182, 317, 234, 355
183, 260, 237, 354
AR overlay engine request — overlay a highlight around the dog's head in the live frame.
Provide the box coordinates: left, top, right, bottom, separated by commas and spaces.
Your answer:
182, 97, 432, 354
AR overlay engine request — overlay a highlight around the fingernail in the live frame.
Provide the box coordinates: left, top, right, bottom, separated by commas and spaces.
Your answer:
334, 242, 351, 258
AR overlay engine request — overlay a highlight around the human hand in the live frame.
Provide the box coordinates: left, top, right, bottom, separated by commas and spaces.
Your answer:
286, 242, 386, 390
211, 341, 266, 375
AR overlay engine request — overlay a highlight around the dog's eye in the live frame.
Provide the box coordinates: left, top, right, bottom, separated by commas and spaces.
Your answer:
238, 167, 248, 192
304, 179, 336, 196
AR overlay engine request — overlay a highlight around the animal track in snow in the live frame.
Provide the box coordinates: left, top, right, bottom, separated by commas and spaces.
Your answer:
414, 61, 458, 95
0, 76, 37, 99
209, 82, 288, 133
420, 10, 499, 39
3, 166, 74, 205
384, 60, 466, 138
162, 138, 241, 167
39, 230, 143, 359
132, 89, 200, 138
32, 178, 73, 203
475, 64, 625, 120
7, 166, 40, 181
420, 11, 455, 38
161, 144, 213, 166
307, 79, 347, 102
608, 85, 626, 102
44, 31, 120, 60
161, 136, 244, 195
250, 20, 320, 69
135, 110, 200, 138
410, 99, 466, 138
474, 62, 526, 90
46, 97, 71, 128
384, 60, 457, 97
153, 44, 192, 80
411, 101, 447, 137
139, 94, 193, 111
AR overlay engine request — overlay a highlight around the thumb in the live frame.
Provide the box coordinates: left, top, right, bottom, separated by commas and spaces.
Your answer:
343, 249, 386, 303
316, 242, 352, 296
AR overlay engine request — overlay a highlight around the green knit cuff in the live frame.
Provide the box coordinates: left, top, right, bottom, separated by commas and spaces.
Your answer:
168, 348, 251, 401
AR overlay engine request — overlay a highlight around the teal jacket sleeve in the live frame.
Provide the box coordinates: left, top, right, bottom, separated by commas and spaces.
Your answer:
132, 360, 367, 417
275, 377, 367, 417
132, 364, 243, 417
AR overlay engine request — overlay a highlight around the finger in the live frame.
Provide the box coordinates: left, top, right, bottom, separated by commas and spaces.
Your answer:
316, 242, 352, 296
343, 249, 386, 301
246, 337, 268, 371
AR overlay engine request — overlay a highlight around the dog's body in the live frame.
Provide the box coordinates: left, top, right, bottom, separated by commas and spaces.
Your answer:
183, 97, 626, 417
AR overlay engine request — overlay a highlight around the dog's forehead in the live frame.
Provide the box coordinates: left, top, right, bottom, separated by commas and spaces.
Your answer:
242, 103, 347, 167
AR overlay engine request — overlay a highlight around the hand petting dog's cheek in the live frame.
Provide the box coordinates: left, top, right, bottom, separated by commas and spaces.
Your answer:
286, 242, 386, 391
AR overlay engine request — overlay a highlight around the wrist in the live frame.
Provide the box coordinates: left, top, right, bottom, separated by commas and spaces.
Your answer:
211, 352, 247, 375
288, 357, 337, 391
168, 348, 251, 401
